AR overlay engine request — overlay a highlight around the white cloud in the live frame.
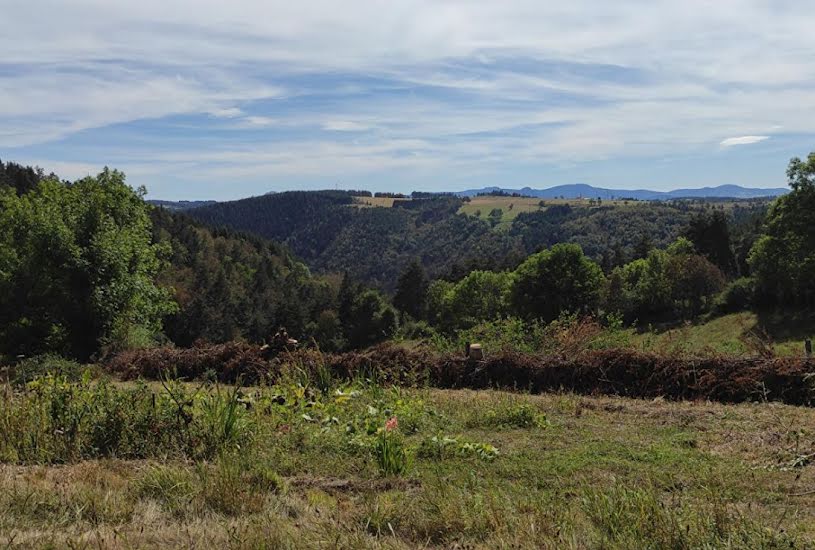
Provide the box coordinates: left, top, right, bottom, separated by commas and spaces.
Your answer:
210, 107, 244, 118
242, 116, 279, 127
720, 135, 770, 147
322, 121, 370, 132
1, 0, 814, 187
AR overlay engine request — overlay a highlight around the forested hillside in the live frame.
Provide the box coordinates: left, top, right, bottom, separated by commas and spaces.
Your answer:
190, 193, 524, 288
149, 208, 335, 347
0, 153, 807, 362
190, 189, 769, 288
0, 163, 400, 358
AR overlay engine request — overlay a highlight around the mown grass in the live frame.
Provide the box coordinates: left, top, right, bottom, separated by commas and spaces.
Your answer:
634, 311, 815, 357
1, 369, 815, 548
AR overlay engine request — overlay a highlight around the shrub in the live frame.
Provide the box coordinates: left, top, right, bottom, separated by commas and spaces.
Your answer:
467, 402, 547, 429
713, 277, 756, 315
7, 354, 87, 385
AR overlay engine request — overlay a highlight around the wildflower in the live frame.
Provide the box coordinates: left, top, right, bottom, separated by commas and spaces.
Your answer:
385, 416, 398, 432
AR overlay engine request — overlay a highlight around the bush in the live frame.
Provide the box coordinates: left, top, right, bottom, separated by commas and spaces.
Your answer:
713, 277, 755, 315
6, 354, 87, 385
0, 375, 257, 464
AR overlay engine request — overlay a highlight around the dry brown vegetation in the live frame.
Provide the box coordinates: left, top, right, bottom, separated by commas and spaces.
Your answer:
108, 343, 815, 406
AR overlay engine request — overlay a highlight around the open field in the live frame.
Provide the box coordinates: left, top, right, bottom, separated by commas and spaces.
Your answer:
457, 196, 637, 227
352, 197, 413, 208
2, 375, 815, 549
633, 312, 815, 357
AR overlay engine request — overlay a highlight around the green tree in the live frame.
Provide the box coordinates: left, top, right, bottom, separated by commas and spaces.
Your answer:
393, 259, 429, 320
665, 252, 725, 317
427, 270, 512, 332
609, 239, 725, 321
345, 290, 399, 349
488, 208, 503, 227
633, 233, 654, 260
510, 243, 605, 322
684, 210, 737, 275
749, 152, 815, 306
0, 169, 176, 359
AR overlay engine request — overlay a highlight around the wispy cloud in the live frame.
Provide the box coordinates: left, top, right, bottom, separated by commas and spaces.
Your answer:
210, 107, 244, 119
720, 135, 770, 147
1, 1, 813, 198
322, 121, 370, 132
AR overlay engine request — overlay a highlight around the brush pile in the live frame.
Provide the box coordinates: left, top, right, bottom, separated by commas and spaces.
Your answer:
107, 344, 815, 406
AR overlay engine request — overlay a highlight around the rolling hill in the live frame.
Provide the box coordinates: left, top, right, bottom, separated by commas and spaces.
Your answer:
455, 184, 788, 200
181, 190, 768, 290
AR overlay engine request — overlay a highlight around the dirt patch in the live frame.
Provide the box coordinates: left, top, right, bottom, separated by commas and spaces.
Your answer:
288, 476, 421, 494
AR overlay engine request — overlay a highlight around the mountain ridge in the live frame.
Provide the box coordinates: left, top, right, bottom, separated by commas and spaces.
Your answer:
454, 184, 788, 200
149, 184, 788, 206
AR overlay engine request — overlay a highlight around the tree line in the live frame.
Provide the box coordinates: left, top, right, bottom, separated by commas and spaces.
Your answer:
0, 165, 400, 360
1, 153, 812, 361
389, 153, 815, 334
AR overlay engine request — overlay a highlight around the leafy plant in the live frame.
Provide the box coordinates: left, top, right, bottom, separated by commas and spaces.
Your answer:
418, 435, 500, 461
374, 417, 409, 476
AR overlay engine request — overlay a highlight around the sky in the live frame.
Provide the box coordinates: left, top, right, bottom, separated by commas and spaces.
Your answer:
1, 1, 814, 200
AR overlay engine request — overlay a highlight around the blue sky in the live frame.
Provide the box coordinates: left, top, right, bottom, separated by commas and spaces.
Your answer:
1, 1, 814, 200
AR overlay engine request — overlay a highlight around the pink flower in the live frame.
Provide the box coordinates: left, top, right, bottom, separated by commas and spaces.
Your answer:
385, 416, 398, 432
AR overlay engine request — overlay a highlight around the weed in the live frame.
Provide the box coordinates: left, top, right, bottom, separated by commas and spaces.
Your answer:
418, 435, 500, 461
374, 417, 409, 476
469, 402, 547, 429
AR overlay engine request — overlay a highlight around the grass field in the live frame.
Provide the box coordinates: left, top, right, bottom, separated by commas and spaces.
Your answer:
353, 197, 412, 208
633, 312, 815, 357
350, 195, 766, 230
350, 195, 639, 227
2, 373, 814, 548
457, 196, 637, 228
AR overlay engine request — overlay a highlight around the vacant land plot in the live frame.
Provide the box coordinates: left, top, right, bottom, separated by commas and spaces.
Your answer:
2, 375, 814, 548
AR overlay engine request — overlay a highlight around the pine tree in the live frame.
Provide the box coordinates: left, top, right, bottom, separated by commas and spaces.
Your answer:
393, 259, 429, 320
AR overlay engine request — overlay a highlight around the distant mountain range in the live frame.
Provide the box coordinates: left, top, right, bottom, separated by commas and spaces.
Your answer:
453, 184, 788, 200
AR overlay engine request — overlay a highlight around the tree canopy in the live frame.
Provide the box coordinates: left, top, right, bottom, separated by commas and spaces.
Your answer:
510, 243, 605, 322
0, 169, 176, 359
749, 152, 815, 307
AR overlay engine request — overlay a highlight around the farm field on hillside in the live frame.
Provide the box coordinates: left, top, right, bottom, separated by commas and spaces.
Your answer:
2, 376, 814, 548
352, 196, 412, 208
457, 196, 637, 227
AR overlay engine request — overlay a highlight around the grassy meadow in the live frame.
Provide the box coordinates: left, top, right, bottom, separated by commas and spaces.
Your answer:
2, 367, 815, 548
633, 312, 815, 357
352, 197, 413, 208
350, 194, 640, 227
457, 196, 637, 228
